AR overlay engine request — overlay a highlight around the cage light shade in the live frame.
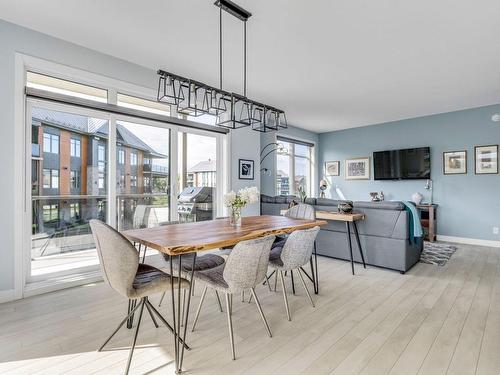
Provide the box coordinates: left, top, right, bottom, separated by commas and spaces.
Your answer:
177, 80, 210, 117
277, 110, 288, 129
157, 73, 184, 105
264, 108, 279, 131
216, 94, 251, 129
203, 88, 228, 115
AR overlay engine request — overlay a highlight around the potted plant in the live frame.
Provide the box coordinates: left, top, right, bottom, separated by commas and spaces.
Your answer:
224, 186, 260, 227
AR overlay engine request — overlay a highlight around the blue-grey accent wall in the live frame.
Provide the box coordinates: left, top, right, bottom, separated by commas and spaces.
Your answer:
318, 104, 500, 242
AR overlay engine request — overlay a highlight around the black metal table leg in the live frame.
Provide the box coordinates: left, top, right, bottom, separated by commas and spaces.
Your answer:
169, 256, 179, 372
313, 241, 319, 293
346, 222, 355, 275
352, 221, 366, 269
290, 270, 296, 295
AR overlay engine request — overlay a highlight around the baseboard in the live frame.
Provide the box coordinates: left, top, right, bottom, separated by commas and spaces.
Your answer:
437, 235, 500, 248
0, 289, 16, 304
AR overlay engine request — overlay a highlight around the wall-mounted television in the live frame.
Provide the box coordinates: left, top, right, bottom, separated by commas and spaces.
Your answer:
373, 147, 431, 180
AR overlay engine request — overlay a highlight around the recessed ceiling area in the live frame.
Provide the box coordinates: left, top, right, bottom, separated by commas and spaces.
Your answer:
1, 0, 500, 133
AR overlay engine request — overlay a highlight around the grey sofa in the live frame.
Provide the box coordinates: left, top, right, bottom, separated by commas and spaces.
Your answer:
261, 195, 423, 273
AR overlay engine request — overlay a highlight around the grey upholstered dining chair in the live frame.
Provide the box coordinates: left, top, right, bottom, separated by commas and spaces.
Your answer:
191, 235, 275, 360
89, 219, 190, 375
268, 226, 320, 321
269, 203, 319, 294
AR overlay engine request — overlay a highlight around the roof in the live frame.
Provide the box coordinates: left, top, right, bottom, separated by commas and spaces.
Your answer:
32, 107, 167, 159
188, 159, 216, 173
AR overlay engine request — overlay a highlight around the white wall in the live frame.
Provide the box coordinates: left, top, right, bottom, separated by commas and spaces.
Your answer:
0, 19, 260, 293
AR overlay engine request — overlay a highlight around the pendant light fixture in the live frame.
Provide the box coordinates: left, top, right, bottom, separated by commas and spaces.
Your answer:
156, 0, 287, 132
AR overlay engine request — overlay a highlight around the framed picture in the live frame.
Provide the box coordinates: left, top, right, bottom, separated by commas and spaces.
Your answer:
238, 159, 254, 180
475, 145, 498, 174
345, 157, 370, 180
325, 161, 340, 176
443, 150, 467, 175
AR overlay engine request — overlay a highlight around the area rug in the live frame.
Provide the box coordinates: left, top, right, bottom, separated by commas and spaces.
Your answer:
420, 242, 457, 266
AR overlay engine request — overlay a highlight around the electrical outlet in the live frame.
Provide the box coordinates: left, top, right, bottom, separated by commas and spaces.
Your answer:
493, 227, 499, 235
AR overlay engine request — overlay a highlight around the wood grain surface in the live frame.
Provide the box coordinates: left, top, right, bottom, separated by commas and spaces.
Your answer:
122, 215, 327, 255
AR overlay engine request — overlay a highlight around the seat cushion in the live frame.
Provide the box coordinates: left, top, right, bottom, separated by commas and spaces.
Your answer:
163, 253, 225, 272
130, 263, 189, 299
194, 264, 229, 291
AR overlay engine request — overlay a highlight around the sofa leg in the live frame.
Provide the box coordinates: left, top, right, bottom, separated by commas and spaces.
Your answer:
400, 270, 405, 275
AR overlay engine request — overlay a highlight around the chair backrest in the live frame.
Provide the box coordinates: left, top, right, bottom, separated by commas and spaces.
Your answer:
223, 235, 275, 292
89, 219, 139, 298
285, 204, 316, 220
280, 226, 320, 270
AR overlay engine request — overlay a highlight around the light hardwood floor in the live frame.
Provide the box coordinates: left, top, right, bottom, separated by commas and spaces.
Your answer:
1, 243, 499, 374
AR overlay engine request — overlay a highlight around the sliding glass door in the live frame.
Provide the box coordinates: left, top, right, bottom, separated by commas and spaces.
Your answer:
29, 103, 109, 280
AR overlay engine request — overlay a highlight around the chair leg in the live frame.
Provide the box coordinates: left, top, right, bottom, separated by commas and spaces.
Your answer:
145, 300, 190, 350
180, 289, 186, 327
98, 299, 143, 352
290, 270, 296, 295
265, 274, 272, 292
125, 298, 146, 375
274, 270, 278, 292
241, 290, 245, 302
279, 271, 291, 321
192, 278, 196, 296
145, 300, 159, 328
298, 268, 315, 308
158, 292, 166, 307
225, 293, 236, 360
250, 288, 272, 337
214, 290, 224, 312
191, 285, 208, 332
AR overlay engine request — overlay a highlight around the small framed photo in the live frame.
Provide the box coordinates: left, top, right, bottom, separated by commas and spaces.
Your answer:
345, 157, 370, 180
325, 161, 340, 176
443, 151, 467, 175
475, 145, 498, 174
238, 159, 254, 180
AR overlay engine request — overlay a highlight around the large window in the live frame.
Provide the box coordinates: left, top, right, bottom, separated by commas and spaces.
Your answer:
276, 136, 314, 196
130, 152, 137, 166
43, 169, 59, 189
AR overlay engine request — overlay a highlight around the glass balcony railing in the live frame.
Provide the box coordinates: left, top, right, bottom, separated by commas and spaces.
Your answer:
117, 193, 170, 231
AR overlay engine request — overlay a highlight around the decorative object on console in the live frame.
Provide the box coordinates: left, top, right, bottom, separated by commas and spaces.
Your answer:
224, 186, 259, 226
411, 192, 423, 205
345, 157, 370, 180
424, 179, 433, 204
239, 159, 254, 180
474, 145, 498, 174
443, 150, 467, 175
319, 179, 328, 198
325, 161, 340, 176
338, 201, 353, 214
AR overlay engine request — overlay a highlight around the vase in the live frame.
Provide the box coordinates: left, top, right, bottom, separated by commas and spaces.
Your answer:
229, 207, 242, 227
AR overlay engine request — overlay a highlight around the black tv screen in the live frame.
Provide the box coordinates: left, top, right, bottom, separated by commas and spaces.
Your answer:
373, 147, 431, 180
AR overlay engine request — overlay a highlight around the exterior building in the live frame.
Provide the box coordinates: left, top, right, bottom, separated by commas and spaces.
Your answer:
187, 159, 216, 188
31, 107, 168, 243
276, 169, 290, 195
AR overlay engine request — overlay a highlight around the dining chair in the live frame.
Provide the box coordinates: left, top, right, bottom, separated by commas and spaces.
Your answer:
269, 203, 319, 294
89, 219, 190, 374
191, 235, 275, 360
268, 226, 320, 321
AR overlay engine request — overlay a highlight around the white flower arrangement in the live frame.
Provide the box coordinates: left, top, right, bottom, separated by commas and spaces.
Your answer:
224, 186, 260, 209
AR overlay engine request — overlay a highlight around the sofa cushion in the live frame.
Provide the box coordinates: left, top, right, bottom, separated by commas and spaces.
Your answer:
353, 201, 405, 211
315, 198, 348, 206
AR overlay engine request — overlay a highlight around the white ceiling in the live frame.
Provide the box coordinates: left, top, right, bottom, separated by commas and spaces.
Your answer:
1, 0, 500, 133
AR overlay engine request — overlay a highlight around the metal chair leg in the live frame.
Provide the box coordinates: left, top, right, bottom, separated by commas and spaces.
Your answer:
191, 285, 208, 332
265, 274, 272, 292
214, 290, 224, 312
125, 298, 145, 375
298, 268, 315, 308
98, 299, 142, 352
250, 288, 272, 337
290, 270, 296, 295
225, 293, 236, 360
145, 300, 190, 350
145, 299, 159, 328
158, 291, 166, 307
279, 271, 291, 321
274, 270, 278, 292
192, 278, 196, 296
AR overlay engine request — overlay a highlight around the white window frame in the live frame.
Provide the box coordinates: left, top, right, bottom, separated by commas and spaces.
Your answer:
15, 54, 229, 299
70, 138, 81, 157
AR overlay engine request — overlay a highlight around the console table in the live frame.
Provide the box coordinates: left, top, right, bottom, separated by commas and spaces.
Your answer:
417, 204, 438, 242
315, 211, 367, 275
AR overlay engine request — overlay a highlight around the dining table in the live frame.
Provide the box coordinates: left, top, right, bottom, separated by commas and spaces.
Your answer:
122, 214, 327, 374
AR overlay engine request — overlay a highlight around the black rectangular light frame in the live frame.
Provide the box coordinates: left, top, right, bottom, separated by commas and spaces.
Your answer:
214, 0, 252, 21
